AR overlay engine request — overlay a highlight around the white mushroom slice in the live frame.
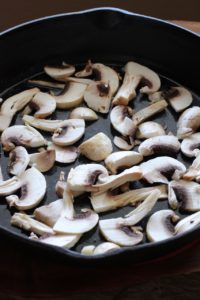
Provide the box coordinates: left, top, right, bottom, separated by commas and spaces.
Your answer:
175, 211, 200, 234
1, 125, 47, 151
53, 82, 87, 109
124, 61, 161, 94
177, 106, 200, 139
0, 88, 39, 131
0, 176, 21, 196
181, 133, 200, 157
146, 210, 179, 242
79, 133, 113, 161
55, 171, 66, 197
44, 64, 75, 81
149, 87, 193, 113
93, 242, 120, 255
31, 233, 81, 248
112, 74, 137, 105
34, 199, 63, 227
105, 151, 143, 174
6, 167, 46, 210
140, 156, 186, 184
8, 146, 30, 176
183, 152, 200, 182
11, 213, 54, 236
99, 219, 143, 246
84, 81, 112, 113
69, 107, 98, 121
75, 60, 93, 77
49, 143, 78, 164
29, 149, 55, 172
0, 166, 3, 182
67, 164, 109, 192
52, 119, 85, 146
53, 186, 99, 234
110, 106, 136, 137
136, 121, 165, 139
168, 180, 200, 211
67, 77, 93, 85
93, 166, 142, 194
92, 63, 119, 94
113, 136, 134, 150
23, 92, 56, 118
81, 245, 95, 255
91, 185, 167, 213
28, 79, 65, 89
138, 135, 180, 157
23, 115, 63, 132
132, 100, 168, 125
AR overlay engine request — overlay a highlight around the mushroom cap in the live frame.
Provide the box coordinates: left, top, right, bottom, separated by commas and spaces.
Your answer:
146, 210, 179, 242
93, 242, 120, 255
49, 143, 78, 164
110, 105, 136, 137
79, 132, 113, 161
183, 151, 200, 182
0, 176, 21, 196
29, 149, 55, 172
181, 133, 200, 157
44, 64, 75, 81
124, 61, 161, 94
23, 115, 64, 133
6, 167, 47, 210
113, 136, 134, 150
67, 164, 109, 192
136, 121, 165, 139
140, 156, 186, 184
8, 146, 30, 176
175, 211, 200, 234
35, 233, 82, 248
1, 125, 47, 151
177, 106, 200, 139
81, 245, 96, 255
52, 119, 85, 146
105, 151, 143, 174
69, 107, 98, 121
138, 135, 180, 157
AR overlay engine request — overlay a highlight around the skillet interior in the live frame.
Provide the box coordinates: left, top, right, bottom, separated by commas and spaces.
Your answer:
0, 8, 200, 265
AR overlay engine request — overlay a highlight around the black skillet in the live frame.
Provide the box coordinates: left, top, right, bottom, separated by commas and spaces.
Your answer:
0, 7, 200, 266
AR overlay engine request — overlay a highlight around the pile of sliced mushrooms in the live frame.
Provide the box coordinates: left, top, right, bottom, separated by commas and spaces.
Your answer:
1, 60, 200, 256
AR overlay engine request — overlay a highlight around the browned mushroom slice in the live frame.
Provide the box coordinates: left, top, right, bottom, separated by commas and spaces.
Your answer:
44, 64, 75, 81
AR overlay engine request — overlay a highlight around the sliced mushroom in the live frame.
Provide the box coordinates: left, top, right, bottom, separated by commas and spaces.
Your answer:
149, 87, 193, 113
11, 212, 54, 235
105, 151, 143, 174
67, 77, 93, 85
23, 92, 56, 118
53, 186, 99, 234
0, 176, 21, 196
113, 136, 134, 150
30, 232, 81, 248
90, 185, 167, 213
8, 146, 30, 176
136, 121, 165, 139
34, 199, 63, 227
112, 73, 137, 105
168, 180, 200, 211
132, 100, 168, 125
0, 88, 39, 131
146, 210, 179, 242
1, 125, 47, 151
183, 151, 200, 182
138, 135, 180, 157
29, 149, 55, 172
49, 143, 78, 164
93, 166, 142, 194
181, 133, 200, 157
79, 132, 113, 161
69, 107, 98, 121
140, 156, 186, 184
84, 81, 112, 113
81, 242, 120, 255
52, 119, 85, 146
175, 211, 200, 234
52, 82, 87, 109
23, 115, 64, 132
67, 164, 109, 192
75, 60, 93, 77
44, 64, 75, 81
6, 167, 46, 210
81, 245, 96, 255
110, 105, 136, 137
92, 63, 119, 94
177, 106, 200, 139
55, 171, 66, 198
124, 61, 161, 94
28, 79, 65, 90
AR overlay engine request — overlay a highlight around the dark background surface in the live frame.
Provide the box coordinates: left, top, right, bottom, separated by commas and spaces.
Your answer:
0, 0, 200, 32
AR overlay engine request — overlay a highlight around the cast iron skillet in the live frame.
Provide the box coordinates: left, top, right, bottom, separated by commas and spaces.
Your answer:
0, 7, 200, 266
